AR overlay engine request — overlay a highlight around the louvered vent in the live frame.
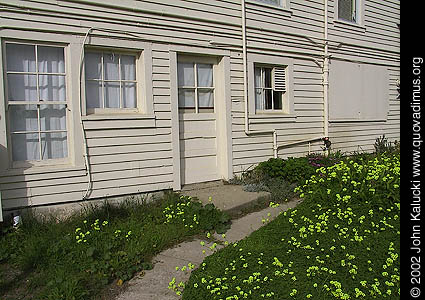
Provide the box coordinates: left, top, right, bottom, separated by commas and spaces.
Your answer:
273, 67, 286, 92
338, 0, 354, 22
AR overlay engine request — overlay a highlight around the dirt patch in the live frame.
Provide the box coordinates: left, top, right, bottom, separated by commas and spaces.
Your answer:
0, 263, 37, 300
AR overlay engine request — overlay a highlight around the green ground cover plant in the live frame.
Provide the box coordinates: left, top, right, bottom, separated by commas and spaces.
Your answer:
0, 192, 230, 300
182, 152, 400, 300
234, 150, 345, 203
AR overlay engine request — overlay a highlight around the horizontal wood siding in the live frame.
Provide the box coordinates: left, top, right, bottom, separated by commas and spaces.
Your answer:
232, 0, 399, 174
0, 0, 399, 209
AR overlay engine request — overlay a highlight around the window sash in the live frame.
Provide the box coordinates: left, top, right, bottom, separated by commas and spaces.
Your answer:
85, 51, 137, 110
5, 42, 68, 162
338, 0, 357, 23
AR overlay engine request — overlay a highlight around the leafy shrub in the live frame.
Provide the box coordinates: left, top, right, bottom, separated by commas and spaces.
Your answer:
374, 135, 399, 154
257, 157, 315, 185
256, 158, 286, 179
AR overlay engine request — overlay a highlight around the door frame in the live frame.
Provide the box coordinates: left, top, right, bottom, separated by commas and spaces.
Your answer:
169, 47, 232, 190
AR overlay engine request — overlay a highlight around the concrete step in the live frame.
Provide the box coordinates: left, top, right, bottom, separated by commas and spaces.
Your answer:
180, 181, 271, 217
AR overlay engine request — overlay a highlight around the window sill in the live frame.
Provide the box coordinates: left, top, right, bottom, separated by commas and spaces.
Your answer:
333, 20, 366, 33
329, 118, 387, 123
3, 163, 86, 177
246, 0, 293, 16
249, 112, 297, 123
81, 114, 156, 121
82, 114, 157, 130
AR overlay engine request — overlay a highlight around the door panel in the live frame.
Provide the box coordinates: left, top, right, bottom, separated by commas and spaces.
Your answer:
179, 113, 218, 185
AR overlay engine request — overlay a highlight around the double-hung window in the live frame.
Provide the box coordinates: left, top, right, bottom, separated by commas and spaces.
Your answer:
178, 60, 214, 113
338, 0, 358, 23
85, 51, 137, 112
5, 42, 68, 163
254, 65, 286, 112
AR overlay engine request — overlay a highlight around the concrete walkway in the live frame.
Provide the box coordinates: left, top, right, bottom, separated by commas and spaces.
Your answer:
115, 183, 301, 300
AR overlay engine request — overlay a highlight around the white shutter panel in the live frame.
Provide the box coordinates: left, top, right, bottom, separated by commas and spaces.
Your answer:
273, 67, 286, 92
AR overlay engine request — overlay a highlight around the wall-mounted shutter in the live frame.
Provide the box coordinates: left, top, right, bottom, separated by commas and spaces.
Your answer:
273, 67, 286, 92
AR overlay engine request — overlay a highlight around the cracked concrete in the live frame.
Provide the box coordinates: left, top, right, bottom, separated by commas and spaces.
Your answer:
115, 183, 301, 300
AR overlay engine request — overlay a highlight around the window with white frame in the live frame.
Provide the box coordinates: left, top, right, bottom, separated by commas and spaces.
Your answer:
85, 51, 137, 111
254, 65, 286, 111
5, 42, 68, 162
338, 0, 358, 23
177, 60, 215, 113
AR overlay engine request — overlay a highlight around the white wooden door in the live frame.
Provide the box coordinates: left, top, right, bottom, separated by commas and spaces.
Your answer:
177, 57, 219, 185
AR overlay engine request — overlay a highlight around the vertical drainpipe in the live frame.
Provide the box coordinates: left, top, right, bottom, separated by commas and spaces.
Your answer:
79, 28, 94, 200
242, 0, 278, 158
323, 0, 330, 138
242, 0, 249, 135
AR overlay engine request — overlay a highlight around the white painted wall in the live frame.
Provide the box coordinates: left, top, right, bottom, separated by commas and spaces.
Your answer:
0, 0, 400, 210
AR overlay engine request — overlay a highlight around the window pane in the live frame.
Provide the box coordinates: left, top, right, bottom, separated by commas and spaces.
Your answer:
265, 89, 272, 109
6, 44, 36, 72
123, 83, 137, 108
255, 88, 264, 110
12, 133, 40, 161
197, 64, 213, 87
7, 74, 37, 101
255, 0, 281, 6
41, 132, 67, 160
121, 55, 136, 80
264, 68, 272, 88
39, 75, 66, 101
178, 63, 194, 87
254, 67, 262, 88
86, 81, 102, 108
198, 90, 214, 108
40, 104, 67, 131
85, 52, 102, 80
9, 105, 38, 132
104, 82, 120, 108
338, 0, 354, 21
273, 91, 283, 110
104, 53, 119, 80
178, 88, 195, 108
37, 46, 65, 73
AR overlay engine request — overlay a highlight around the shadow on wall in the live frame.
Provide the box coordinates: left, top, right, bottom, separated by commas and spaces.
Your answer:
0, 143, 32, 225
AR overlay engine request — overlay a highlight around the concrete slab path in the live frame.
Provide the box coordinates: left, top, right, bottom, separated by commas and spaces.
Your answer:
115, 195, 302, 300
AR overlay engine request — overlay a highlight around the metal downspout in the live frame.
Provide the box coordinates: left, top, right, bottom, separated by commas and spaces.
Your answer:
79, 27, 94, 200
323, 0, 330, 138
242, 0, 278, 158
